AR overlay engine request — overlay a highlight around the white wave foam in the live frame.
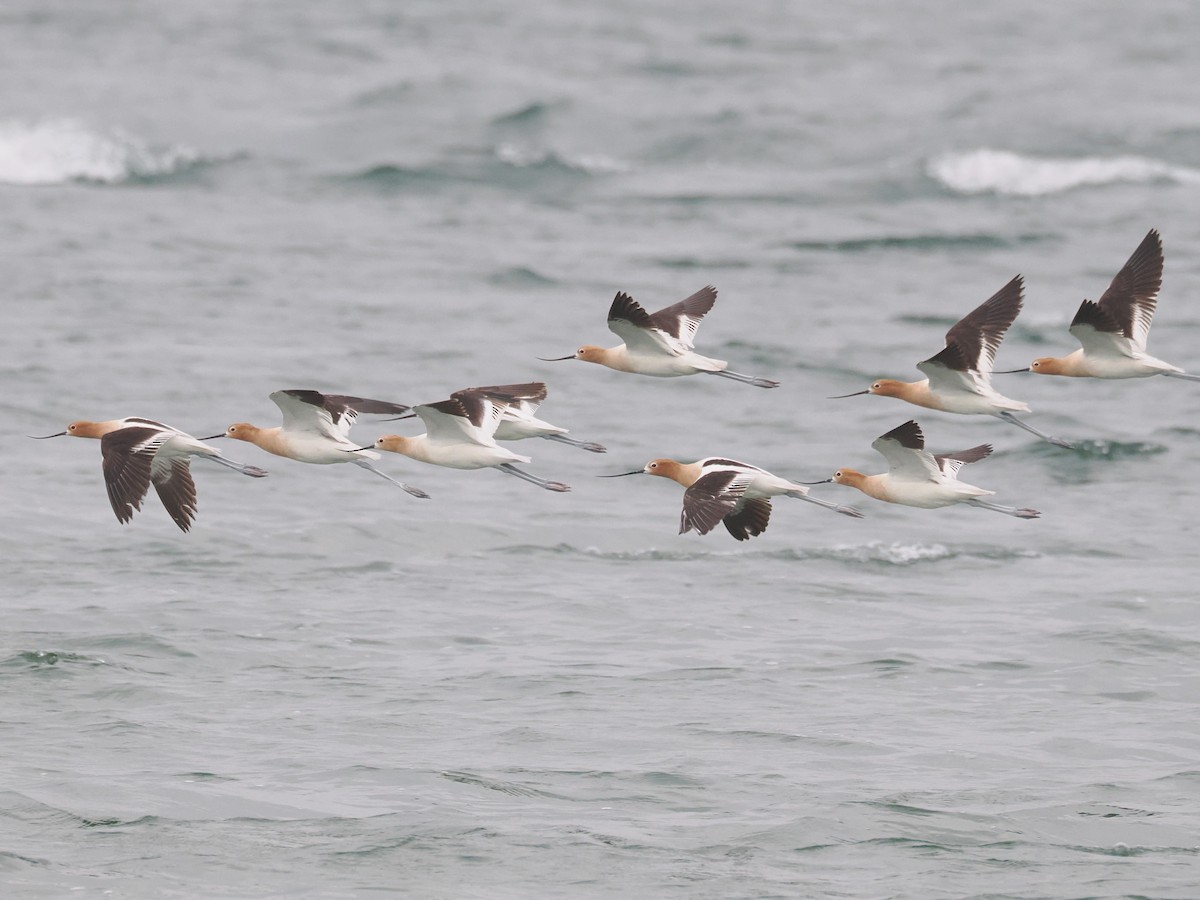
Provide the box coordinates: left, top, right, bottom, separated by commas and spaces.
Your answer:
830, 541, 953, 565
494, 142, 629, 174
0, 119, 201, 185
928, 149, 1200, 197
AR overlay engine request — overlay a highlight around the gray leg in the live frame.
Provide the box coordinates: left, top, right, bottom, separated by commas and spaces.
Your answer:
1163, 371, 1200, 382
352, 459, 431, 498
786, 490, 864, 518
196, 454, 269, 478
542, 434, 607, 453
996, 412, 1074, 449
704, 370, 780, 389
966, 498, 1040, 518
497, 463, 571, 492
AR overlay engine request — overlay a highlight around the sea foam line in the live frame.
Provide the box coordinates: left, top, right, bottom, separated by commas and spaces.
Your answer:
928, 148, 1200, 197
0, 118, 201, 186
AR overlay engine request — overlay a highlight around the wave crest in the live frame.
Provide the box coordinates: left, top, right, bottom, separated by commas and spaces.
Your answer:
928, 149, 1200, 197
0, 119, 202, 185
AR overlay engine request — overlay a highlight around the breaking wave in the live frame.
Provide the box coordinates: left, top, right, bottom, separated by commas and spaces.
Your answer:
0, 118, 204, 185
928, 148, 1200, 197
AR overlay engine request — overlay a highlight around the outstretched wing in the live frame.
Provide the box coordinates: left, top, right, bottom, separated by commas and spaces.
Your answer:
607, 286, 717, 355
648, 285, 718, 350
100, 426, 164, 524
271, 390, 345, 438
933, 444, 993, 479
679, 470, 752, 536
272, 390, 410, 438
456, 382, 548, 417
1068, 300, 1138, 359
1091, 228, 1163, 350
871, 420, 939, 482
151, 457, 198, 532
922, 275, 1024, 375
414, 392, 506, 446
722, 497, 772, 541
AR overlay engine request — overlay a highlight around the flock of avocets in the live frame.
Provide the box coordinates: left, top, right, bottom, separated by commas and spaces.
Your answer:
33, 228, 1197, 538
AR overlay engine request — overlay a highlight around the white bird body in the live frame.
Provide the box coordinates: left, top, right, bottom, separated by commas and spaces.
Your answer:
834, 275, 1071, 447
1043, 346, 1181, 379
465, 383, 606, 452
1028, 230, 1198, 382
651, 457, 843, 503
605, 455, 862, 541
216, 390, 429, 497
544, 286, 779, 388
371, 390, 570, 491
829, 420, 1038, 518
33, 416, 268, 531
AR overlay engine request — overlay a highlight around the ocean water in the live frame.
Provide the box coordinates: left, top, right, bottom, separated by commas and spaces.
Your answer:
4, 1, 1200, 897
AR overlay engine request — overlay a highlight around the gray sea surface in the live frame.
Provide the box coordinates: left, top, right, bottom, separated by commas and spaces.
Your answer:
4, 1, 1200, 897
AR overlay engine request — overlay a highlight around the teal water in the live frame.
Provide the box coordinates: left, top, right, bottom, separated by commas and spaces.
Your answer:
4, 2, 1200, 897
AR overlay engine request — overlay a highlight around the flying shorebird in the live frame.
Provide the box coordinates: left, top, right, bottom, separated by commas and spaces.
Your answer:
1003, 229, 1200, 382
385, 382, 606, 453
204, 390, 430, 498
539, 285, 780, 388
362, 388, 571, 492
31, 417, 268, 531
830, 275, 1073, 448
814, 420, 1040, 519
602, 456, 863, 540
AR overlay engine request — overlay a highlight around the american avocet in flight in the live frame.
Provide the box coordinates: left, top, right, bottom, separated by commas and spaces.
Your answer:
361, 388, 571, 492
602, 456, 863, 540
203, 390, 430, 498
539, 285, 780, 388
1001, 230, 1200, 382
31, 417, 268, 531
813, 420, 1040, 518
384, 383, 607, 453
831, 275, 1074, 448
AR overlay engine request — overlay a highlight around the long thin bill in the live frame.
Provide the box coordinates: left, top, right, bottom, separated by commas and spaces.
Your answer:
598, 470, 644, 477
827, 390, 869, 399
28, 432, 67, 439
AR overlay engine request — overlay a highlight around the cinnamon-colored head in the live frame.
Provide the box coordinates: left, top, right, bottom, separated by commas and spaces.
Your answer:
574, 345, 607, 364
832, 468, 867, 487
643, 458, 690, 484
372, 435, 412, 455
223, 423, 259, 443
1029, 357, 1064, 376
63, 420, 113, 440
866, 379, 908, 398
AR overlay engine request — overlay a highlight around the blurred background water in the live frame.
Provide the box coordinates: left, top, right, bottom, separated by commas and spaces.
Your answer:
3, 1, 1200, 896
